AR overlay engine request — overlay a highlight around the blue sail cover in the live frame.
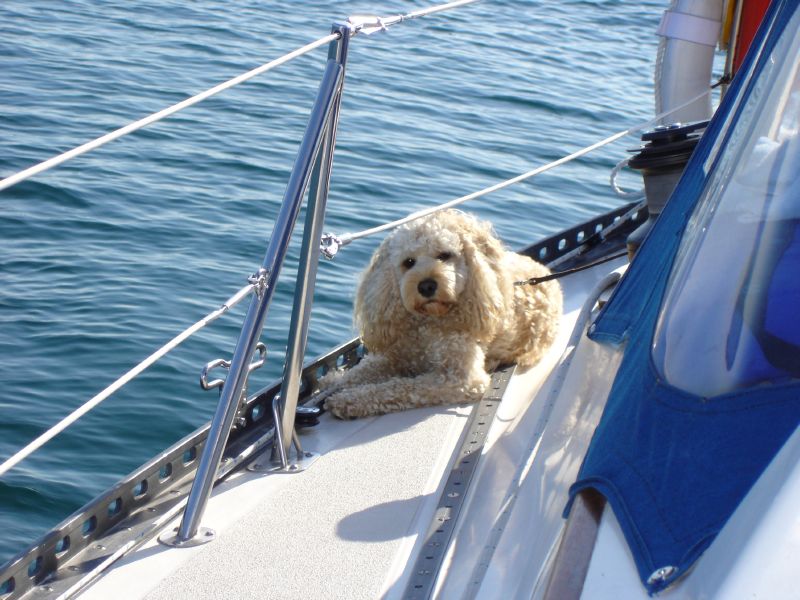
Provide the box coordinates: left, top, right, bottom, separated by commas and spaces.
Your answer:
567, 0, 800, 594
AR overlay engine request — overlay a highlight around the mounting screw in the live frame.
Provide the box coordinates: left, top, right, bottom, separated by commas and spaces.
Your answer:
647, 565, 677, 585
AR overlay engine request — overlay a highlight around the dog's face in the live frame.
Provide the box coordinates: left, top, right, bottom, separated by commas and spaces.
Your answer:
388, 224, 468, 317
355, 210, 509, 352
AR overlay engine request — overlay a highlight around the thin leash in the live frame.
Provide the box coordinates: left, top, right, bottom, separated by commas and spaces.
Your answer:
515, 250, 629, 286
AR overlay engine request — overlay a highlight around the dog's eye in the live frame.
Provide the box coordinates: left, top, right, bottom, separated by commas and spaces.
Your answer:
437, 252, 453, 262
402, 257, 416, 269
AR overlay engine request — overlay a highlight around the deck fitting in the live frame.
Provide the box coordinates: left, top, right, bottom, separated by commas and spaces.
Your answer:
158, 526, 216, 548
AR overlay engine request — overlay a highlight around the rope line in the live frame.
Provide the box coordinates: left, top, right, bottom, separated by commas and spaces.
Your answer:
609, 157, 645, 199
0, 283, 254, 478
0, 1, 481, 194
349, 0, 481, 33
0, 35, 339, 193
329, 88, 713, 247
405, 0, 481, 20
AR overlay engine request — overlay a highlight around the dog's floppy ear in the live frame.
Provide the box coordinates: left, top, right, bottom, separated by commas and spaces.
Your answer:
354, 239, 404, 353
459, 217, 509, 338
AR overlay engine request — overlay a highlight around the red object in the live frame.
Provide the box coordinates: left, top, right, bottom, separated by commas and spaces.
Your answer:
733, 0, 773, 73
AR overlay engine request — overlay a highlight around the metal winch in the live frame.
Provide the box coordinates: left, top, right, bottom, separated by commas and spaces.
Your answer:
626, 120, 708, 255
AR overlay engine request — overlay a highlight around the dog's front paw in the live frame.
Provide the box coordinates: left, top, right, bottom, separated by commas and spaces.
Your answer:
318, 369, 345, 391
473, 371, 491, 394
324, 393, 369, 420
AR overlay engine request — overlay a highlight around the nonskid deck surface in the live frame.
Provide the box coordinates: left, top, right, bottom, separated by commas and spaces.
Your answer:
79, 259, 620, 600
81, 404, 474, 600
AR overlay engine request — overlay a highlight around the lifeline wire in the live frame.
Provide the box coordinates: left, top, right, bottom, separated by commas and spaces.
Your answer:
0, 1, 480, 193
406, 0, 480, 19
0, 283, 254, 479
0, 34, 338, 193
331, 88, 713, 246
349, 0, 481, 33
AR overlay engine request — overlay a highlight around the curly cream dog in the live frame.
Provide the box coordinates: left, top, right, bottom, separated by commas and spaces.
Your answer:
321, 209, 562, 419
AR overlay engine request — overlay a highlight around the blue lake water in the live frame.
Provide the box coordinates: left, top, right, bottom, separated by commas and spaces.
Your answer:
0, 0, 674, 564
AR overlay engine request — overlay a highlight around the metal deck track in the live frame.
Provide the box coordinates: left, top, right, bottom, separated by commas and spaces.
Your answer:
403, 365, 515, 600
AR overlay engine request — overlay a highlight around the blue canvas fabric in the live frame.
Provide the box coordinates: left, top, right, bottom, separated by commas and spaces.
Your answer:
567, 343, 800, 593
566, 0, 800, 594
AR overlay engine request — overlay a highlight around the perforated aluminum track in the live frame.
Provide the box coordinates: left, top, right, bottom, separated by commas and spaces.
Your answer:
403, 365, 515, 600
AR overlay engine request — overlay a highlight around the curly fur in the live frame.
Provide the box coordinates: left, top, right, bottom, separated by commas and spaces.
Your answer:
321, 209, 562, 419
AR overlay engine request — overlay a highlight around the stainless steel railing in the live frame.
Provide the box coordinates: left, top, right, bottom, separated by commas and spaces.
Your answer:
272, 30, 350, 471
160, 23, 352, 546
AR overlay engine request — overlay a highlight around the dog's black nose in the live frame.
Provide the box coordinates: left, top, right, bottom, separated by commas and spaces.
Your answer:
417, 279, 437, 298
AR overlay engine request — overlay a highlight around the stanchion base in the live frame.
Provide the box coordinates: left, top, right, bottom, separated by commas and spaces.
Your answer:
158, 526, 216, 548
247, 451, 320, 474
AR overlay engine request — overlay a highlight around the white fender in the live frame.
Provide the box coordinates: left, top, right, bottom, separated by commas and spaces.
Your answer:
655, 0, 725, 124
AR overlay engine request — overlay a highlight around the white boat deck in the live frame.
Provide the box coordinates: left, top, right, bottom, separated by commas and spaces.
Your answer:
79, 259, 625, 600
82, 405, 474, 599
